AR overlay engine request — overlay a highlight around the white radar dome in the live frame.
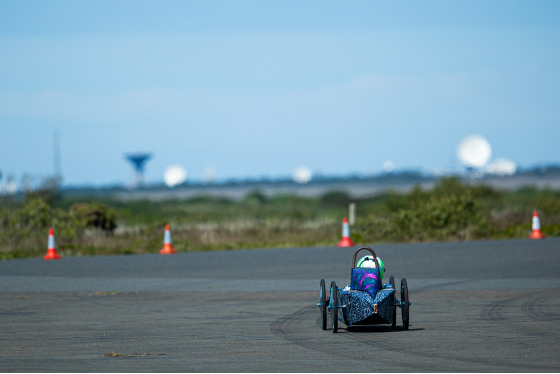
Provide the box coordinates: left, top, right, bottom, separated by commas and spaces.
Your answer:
382, 161, 394, 173
485, 158, 517, 176
292, 166, 312, 184
203, 165, 216, 184
164, 165, 187, 187
457, 135, 492, 168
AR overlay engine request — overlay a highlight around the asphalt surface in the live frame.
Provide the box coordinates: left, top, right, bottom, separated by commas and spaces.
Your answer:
1, 238, 559, 372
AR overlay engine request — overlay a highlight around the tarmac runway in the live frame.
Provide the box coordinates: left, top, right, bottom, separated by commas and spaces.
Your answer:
1, 238, 559, 372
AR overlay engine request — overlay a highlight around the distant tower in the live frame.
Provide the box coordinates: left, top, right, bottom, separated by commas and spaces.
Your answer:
126, 153, 152, 188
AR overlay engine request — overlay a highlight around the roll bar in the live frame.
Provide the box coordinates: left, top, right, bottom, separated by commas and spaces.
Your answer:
352, 246, 380, 270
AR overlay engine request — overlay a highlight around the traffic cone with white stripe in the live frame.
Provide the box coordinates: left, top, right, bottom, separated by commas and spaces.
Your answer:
337, 217, 355, 247
159, 223, 177, 254
529, 211, 545, 239
44, 228, 61, 260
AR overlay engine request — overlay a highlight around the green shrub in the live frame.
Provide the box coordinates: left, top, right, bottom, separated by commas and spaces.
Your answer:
18, 197, 51, 231
243, 190, 268, 207
355, 193, 490, 243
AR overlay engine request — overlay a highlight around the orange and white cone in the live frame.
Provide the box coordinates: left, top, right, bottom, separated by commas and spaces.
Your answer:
337, 217, 355, 247
529, 211, 545, 239
159, 223, 177, 254
44, 228, 61, 260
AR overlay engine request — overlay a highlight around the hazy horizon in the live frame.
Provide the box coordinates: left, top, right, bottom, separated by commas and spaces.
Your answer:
1, 0, 559, 188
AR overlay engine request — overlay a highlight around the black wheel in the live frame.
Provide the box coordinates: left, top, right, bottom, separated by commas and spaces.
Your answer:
389, 275, 396, 327
330, 281, 338, 333
401, 278, 409, 330
319, 279, 327, 330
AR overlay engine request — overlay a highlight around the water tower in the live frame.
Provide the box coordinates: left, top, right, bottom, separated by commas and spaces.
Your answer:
126, 153, 152, 188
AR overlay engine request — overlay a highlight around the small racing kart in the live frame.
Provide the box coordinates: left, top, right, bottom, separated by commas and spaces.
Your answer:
318, 246, 411, 332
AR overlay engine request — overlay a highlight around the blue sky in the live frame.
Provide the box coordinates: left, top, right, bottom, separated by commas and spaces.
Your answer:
1, 0, 559, 187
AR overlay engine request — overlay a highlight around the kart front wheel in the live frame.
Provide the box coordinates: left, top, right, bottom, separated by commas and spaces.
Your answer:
319, 279, 327, 330
401, 278, 409, 330
390, 275, 396, 327
330, 281, 338, 333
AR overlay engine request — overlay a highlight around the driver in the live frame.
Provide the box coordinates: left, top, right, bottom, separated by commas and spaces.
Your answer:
343, 255, 386, 292
357, 255, 385, 280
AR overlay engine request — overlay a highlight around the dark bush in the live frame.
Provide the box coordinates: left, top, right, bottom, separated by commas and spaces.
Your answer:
320, 190, 351, 207
70, 202, 117, 233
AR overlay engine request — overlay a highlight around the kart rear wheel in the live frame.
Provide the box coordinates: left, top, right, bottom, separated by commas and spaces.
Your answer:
389, 275, 396, 327
401, 278, 409, 330
319, 279, 327, 330
330, 281, 338, 333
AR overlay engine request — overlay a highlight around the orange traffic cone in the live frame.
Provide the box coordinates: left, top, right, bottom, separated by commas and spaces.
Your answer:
337, 217, 355, 247
44, 228, 61, 260
529, 211, 545, 239
159, 223, 177, 254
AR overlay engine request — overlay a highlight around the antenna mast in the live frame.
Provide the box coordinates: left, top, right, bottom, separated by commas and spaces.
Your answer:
53, 129, 62, 181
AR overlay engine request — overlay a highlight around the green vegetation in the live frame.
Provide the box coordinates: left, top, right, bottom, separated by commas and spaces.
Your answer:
1, 177, 559, 260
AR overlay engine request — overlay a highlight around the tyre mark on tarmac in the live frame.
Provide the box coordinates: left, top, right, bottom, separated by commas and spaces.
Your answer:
485, 289, 560, 340
270, 304, 437, 372
272, 290, 559, 372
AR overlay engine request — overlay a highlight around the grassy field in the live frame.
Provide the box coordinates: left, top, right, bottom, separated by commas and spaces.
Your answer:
1, 177, 559, 260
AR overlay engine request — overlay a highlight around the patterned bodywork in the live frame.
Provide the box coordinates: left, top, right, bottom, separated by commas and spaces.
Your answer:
338, 287, 395, 326
339, 266, 394, 326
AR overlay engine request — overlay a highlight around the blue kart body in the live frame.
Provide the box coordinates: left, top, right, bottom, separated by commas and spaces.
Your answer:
339, 283, 396, 326
318, 246, 410, 332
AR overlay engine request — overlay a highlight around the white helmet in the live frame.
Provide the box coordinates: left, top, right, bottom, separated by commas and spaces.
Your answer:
357, 256, 385, 278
